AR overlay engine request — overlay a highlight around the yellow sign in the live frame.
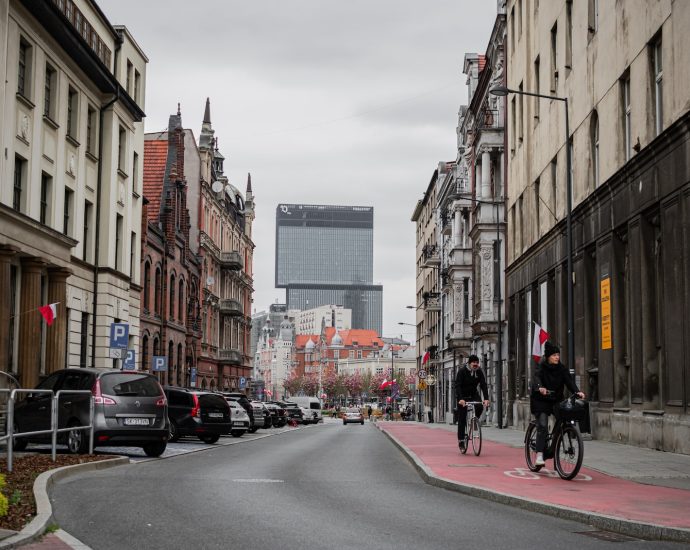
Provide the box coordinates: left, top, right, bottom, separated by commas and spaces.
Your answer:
600, 277, 612, 350
417, 381, 427, 391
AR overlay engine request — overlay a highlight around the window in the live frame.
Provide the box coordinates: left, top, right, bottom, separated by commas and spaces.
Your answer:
621, 73, 631, 161
142, 335, 149, 371
118, 125, 126, 172
565, 0, 573, 71
143, 262, 151, 311
170, 274, 176, 320
534, 56, 540, 121
510, 96, 516, 152
13, 156, 25, 212
115, 214, 123, 271
510, 6, 515, 53
83, 200, 92, 261
591, 111, 600, 187
18, 38, 32, 97
64, 188, 73, 235
179, 279, 184, 323
517, 0, 523, 37
132, 152, 139, 193
550, 22, 558, 92
86, 106, 96, 154
155, 267, 162, 314
550, 156, 558, 218
534, 177, 540, 238
126, 60, 133, 95
134, 70, 141, 104
40, 173, 51, 225
462, 278, 469, 319
130, 232, 136, 278
588, 0, 599, 35
67, 87, 78, 139
44, 63, 57, 119
518, 81, 524, 143
518, 194, 524, 252
652, 36, 663, 136
79, 312, 89, 368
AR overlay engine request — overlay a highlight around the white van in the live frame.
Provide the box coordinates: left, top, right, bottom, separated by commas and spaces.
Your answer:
289, 396, 323, 423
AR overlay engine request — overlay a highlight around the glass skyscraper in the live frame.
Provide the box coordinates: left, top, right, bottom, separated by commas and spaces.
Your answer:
275, 204, 383, 334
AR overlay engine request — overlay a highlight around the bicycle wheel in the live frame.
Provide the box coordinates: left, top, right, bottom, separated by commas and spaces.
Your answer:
471, 417, 482, 456
461, 421, 470, 454
554, 424, 583, 480
524, 423, 543, 472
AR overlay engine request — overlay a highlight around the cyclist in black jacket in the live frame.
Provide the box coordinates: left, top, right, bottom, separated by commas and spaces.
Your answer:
454, 355, 490, 451
531, 341, 585, 465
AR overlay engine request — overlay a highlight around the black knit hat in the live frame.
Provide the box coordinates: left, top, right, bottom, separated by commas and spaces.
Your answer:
544, 341, 560, 358
467, 354, 479, 364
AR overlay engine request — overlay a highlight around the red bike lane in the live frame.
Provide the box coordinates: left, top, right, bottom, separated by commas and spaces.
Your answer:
379, 423, 690, 531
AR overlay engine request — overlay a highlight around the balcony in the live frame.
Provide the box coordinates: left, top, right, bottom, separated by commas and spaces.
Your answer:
219, 298, 243, 317
449, 246, 473, 267
220, 251, 243, 271
422, 244, 440, 268
218, 348, 242, 365
423, 291, 441, 312
477, 108, 502, 130
440, 211, 452, 236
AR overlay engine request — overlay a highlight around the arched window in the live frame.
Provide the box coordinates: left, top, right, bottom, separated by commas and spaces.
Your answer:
168, 340, 174, 386
169, 274, 176, 320
179, 278, 185, 323
143, 262, 151, 312
590, 110, 600, 188
177, 343, 183, 386
154, 267, 162, 314
153, 336, 160, 357
142, 334, 149, 371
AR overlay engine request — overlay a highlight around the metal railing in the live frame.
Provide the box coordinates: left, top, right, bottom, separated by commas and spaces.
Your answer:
1, 388, 94, 472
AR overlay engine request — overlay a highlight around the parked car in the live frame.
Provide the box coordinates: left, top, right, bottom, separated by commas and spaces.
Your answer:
289, 396, 323, 423
224, 393, 264, 433
252, 401, 273, 428
299, 406, 317, 424
165, 387, 231, 444
224, 399, 250, 437
12, 368, 169, 457
262, 402, 285, 428
279, 401, 304, 424
343, 407, 365, 425
266, 401, 289, 427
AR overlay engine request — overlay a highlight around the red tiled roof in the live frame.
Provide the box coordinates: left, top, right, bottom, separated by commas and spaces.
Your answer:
143, 139, 168, 222
325, 328, 383, 348
295, 334, 319, 349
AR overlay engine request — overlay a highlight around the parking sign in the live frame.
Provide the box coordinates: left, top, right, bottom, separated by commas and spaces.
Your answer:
152, 356, 168, 372
239, 377, 246, 389
110, 323, 129, 349
123, 349, 136, 371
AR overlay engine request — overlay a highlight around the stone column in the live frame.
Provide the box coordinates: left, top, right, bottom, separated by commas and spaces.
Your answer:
0, 246, 19, 378
45, 267, 72, 374
481, 150, 491, 200
18, 258, 47, 388
453, 208, 462, 248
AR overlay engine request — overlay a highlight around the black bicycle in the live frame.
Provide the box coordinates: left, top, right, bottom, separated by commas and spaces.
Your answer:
524, 394, 585, 480
459, 401, 483, 456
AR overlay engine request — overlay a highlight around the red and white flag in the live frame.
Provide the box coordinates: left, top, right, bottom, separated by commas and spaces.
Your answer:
532, 322, 549, 362
421, 350, 430, 365
39, 303, 59, 326
379, 379, 390, 390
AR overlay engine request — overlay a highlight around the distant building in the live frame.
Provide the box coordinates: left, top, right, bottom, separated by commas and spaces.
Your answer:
275, 204, 382, 333
294, 304, 351, 335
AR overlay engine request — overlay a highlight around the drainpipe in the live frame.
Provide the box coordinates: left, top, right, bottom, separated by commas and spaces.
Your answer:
91, 41, 122, 368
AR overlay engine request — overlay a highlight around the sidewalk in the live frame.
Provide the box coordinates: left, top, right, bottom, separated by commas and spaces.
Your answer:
376, 420, 690, 543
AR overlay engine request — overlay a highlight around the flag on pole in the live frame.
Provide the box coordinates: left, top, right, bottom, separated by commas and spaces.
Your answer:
379, 379, 391, 390
39, 303, 59, 326
422, 350, 430, 365
532, 322, 549, 362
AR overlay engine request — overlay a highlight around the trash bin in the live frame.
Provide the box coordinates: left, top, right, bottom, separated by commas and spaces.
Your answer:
427, 411, 433, 423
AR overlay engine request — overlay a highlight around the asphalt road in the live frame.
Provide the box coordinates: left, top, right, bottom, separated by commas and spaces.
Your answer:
51, 420, 684, 550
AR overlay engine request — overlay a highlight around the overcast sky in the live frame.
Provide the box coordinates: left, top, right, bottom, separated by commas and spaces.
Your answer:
99, 0, 497, 341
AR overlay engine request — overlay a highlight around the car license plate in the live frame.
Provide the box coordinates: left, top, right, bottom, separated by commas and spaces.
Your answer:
124, 418, 149, 426
208, 412, 224, 418
232, 421, 244, 427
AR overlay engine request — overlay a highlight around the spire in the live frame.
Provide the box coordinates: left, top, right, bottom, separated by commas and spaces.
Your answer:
177, 102, 181, 116
203, 97, 211, 124
246, 173, 252, 193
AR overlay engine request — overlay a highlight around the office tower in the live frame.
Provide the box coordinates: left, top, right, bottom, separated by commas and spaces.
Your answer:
275, 204, 382, 334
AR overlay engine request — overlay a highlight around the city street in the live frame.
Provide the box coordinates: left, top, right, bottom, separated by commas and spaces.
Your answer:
49, 419, 684, 550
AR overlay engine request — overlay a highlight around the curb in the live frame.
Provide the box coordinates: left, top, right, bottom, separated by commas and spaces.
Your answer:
0, 457, 129, 549
376, 424, 690, 543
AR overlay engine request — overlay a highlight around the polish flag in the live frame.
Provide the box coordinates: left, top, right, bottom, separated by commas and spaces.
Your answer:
421, 350, 430, 365
532, 322, 549, 362
379, 379, 392, 390
39, 303, 59, 326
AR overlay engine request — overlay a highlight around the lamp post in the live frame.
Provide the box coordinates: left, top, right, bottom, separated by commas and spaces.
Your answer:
490, 85, 575, 377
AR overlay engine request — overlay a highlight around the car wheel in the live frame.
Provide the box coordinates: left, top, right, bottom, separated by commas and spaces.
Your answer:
231, 430, 244, 438
12, 422, 27, 452
199, 434, 220, 444
248, 426, 258, 434
168, 420, 180, 443
67, 421, 89, 454
143, 442, 167, 457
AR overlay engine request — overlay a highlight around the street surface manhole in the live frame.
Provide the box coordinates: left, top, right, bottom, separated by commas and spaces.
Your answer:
577, 530, 641, 542
447, 463, 490, 468
232, 479, 284, 483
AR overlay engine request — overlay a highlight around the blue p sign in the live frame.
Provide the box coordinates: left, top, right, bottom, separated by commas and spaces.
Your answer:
110, 323, 129, 349
123, 349, 136, 371
239, 377, 246, 389
152, 356, 168, 372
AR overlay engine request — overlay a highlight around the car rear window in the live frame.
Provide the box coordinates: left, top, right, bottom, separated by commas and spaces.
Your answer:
310, 402, 321, 410
100, 373, 161, 396
198, 394, 228, 408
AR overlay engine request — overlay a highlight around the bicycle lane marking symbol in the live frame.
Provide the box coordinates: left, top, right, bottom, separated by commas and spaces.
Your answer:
504, 467, 592, 481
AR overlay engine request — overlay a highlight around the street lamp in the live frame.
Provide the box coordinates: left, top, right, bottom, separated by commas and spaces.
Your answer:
490, 85, 575, 377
